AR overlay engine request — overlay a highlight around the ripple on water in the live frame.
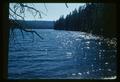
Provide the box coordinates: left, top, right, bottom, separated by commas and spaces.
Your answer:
8, 29, 117, 79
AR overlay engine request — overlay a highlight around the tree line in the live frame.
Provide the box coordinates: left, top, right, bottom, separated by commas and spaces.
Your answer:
54, 3, 116, 38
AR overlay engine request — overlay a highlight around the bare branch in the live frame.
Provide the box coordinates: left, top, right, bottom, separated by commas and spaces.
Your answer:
9, 19, 44, 40
21, 29, 44, 40
20, 29, 24, 39
65, 3, 68, 8
44, 3, 48, 12
9, 3, 47, 41
9, 8, 24, 20
19, 3, 47, 17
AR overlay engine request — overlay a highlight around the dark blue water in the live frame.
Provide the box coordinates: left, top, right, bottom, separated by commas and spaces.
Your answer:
8, 29, 117, 79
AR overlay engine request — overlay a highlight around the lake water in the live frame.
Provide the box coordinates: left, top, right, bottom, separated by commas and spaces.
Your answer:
8, 29, 117, 79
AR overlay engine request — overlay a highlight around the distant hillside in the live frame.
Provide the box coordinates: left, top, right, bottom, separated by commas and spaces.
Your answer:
18, 20, 54, 29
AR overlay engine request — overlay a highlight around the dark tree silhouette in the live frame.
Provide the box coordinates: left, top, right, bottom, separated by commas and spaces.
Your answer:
54, 3, 116, 38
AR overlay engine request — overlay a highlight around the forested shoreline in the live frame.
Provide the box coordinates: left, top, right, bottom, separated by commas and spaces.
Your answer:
54, 3, 116, 38
9, 20, 54, 29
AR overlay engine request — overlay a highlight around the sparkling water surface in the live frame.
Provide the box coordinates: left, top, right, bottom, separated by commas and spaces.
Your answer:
8, 29, 117, 79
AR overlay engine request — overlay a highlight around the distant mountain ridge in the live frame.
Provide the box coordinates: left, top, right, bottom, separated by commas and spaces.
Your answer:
18, 20, 54, 29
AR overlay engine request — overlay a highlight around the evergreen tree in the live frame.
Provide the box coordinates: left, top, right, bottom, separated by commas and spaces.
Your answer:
54, 3, 116, 38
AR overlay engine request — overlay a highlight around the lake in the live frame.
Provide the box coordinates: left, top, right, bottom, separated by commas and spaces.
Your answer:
8, 29, 117, 79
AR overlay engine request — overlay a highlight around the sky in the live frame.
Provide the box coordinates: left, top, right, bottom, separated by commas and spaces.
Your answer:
9, 3, 86, 21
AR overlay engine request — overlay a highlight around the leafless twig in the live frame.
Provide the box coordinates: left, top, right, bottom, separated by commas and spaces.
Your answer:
9, 3, 45, 41
65, 3, 68, 8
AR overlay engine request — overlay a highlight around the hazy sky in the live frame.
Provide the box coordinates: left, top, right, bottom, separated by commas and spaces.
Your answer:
9, 3, 86, 21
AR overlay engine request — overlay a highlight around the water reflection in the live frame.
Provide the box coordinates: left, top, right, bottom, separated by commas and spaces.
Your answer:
8, 29, 116, 79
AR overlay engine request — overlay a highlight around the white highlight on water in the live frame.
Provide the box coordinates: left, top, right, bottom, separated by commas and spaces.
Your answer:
102, 76, 117, 79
